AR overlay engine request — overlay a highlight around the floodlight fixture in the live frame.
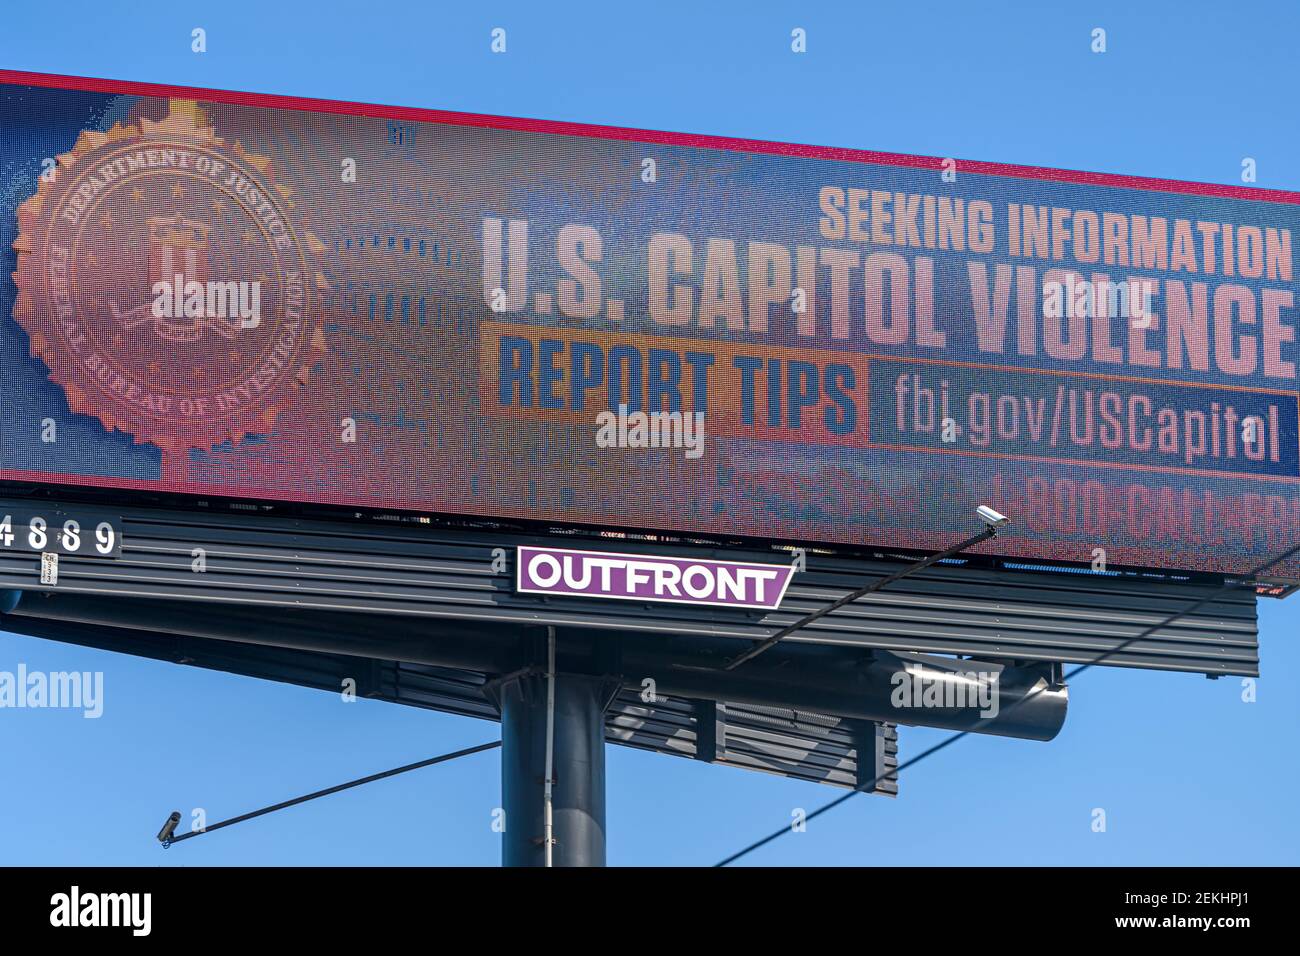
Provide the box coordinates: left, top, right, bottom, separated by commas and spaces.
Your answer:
156, 811, 181, 846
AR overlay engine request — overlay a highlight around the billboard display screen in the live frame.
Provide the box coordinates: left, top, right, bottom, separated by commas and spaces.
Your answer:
3, 71, 1300, 579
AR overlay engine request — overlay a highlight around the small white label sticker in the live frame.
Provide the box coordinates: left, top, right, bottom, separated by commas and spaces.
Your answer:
40, 551, 58, 585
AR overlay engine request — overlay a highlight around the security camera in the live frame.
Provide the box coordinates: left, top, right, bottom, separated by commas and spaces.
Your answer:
976, 505, 1010, 529
157, 811, 181, 844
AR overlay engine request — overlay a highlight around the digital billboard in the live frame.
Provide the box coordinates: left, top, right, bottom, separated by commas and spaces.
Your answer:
2, 71, 1299, 579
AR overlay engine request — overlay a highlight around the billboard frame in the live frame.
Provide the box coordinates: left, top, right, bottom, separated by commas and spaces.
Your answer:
0, 74, 1285, 861
2, 67, 1298, 586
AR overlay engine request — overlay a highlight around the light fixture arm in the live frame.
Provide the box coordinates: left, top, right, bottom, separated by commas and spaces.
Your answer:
722, 518, 1005, 672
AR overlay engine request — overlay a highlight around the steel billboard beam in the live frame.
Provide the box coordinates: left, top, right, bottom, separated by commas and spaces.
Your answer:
2, 591, 1068, 740
0, 499, 1263, 676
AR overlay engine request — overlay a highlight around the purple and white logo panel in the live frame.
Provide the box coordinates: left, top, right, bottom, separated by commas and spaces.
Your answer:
515, 545, 795, 610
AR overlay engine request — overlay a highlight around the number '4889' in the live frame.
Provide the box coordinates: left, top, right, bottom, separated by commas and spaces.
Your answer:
0, 514, 118, 556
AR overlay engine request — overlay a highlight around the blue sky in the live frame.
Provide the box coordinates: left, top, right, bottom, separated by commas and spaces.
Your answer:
1, 0, 1298, 866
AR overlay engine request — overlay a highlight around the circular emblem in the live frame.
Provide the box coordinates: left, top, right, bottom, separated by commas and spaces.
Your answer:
13, 99, 327, 453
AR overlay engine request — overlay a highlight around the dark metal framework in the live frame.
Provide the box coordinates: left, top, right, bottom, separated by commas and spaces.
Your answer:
0, 494, 1264, 863
0, 498, 1261, 675
2, 609, 901, 794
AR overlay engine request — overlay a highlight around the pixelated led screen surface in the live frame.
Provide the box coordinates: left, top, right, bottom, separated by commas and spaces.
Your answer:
3, 72, 1300, 580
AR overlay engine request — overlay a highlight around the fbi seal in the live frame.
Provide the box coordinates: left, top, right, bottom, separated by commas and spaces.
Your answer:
13, 99, 327, 453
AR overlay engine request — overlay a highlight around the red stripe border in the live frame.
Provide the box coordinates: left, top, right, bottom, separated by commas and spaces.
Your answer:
3, 67, 1299, 206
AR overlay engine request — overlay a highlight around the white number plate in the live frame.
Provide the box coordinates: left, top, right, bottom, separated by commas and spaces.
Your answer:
0, 510, 122, 558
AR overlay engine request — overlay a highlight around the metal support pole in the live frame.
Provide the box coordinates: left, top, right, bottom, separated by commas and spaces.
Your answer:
493, 669, 618, 867
542, 628, 556, 867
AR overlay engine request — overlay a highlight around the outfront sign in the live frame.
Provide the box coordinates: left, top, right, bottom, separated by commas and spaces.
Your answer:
2, 71, 1300, 579
515, 545, 794, 610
